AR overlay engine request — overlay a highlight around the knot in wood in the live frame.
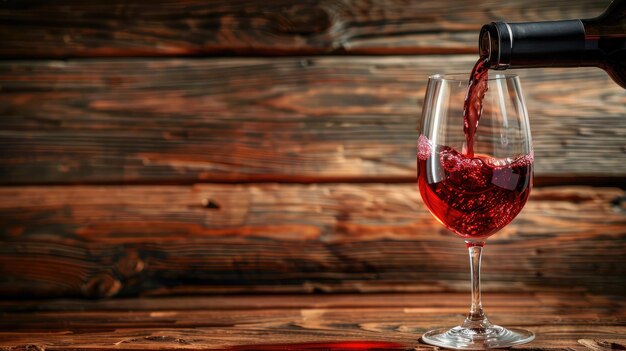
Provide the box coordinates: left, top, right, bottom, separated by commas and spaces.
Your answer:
143, 336, 191, 344
273, 5, 332, 35
82, 273, 122, 298
116, 251, 145, 278
8, 345, 45, 351
578, 339, 626, 350
610, 195, 626, 213
202, 198, 221, 209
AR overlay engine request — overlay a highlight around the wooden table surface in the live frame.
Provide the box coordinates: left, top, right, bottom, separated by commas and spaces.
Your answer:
1, 292, 624, 350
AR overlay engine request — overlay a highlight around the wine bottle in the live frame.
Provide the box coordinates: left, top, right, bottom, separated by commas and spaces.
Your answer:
479, 0, 626, 88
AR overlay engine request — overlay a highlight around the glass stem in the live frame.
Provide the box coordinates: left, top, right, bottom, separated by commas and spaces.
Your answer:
462, 242, 491, 330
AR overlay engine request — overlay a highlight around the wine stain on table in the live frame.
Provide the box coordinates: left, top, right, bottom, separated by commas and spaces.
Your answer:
224, 341, 411, 351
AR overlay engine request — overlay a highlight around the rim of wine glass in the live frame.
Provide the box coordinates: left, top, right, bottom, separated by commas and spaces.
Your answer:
429, 73, 518, 81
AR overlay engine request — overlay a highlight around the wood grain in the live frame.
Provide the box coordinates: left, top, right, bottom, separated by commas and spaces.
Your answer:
1, 56, 625, 184
0, 292, 624, 350
1, 292, 614, 312
0, 184, 623, 298
0, 0, 610, 58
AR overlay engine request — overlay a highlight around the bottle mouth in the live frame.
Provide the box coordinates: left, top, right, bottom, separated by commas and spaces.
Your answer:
479, 25, 493, 58
479, 22, 511, 70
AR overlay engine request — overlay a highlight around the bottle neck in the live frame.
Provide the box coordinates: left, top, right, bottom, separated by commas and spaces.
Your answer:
480, 20, 605, 69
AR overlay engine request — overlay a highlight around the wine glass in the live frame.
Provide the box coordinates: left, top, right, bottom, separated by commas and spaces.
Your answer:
417, 73, 535, 349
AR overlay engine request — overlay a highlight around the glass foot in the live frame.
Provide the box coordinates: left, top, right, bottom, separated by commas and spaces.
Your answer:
421, 325, 534, 350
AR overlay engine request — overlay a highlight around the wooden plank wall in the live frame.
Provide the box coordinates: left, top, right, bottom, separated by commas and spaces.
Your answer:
0, 0, 624, 298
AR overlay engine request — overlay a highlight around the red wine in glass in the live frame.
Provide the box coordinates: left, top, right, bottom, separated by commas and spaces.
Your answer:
418, 139, 533, 240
